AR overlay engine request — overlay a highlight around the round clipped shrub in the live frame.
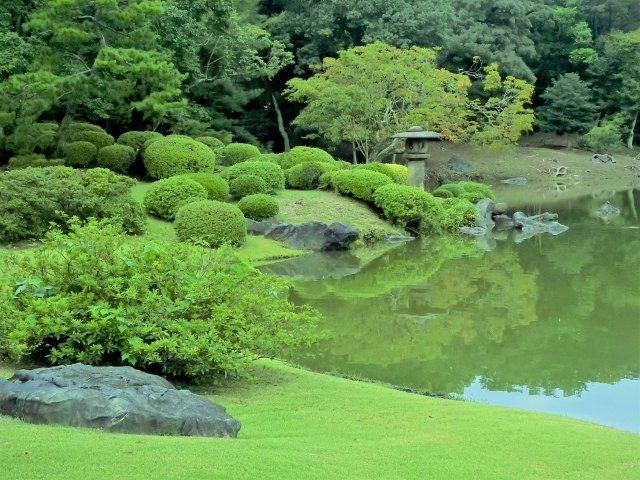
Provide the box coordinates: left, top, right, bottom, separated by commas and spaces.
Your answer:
223, 161, 285, 194
433, 183, 466, 198
332, 169, 393, 202
278, 146, 335, 170
238, 193, 279, 220
230, 174, 268, 199
457, 181, 496, 200
179, 173, 229, 201
286, 161, 338, 190
356, 162, 407, 184
143, 176, 208, 220
437, 198, 477, 230
432, 187, 454, 199
195, 136, 225, 151
143, 136, 216, 179
174, 200, 246, 247
220, 143, 261, 165
248, 153, 281, 164
97, 144, 136, 173
8, 154, 65, 169
63, 141, 98, 167
70, 130, 115, 150
117, 131, 163, 152
372, 184, 442, 230
318, 171, 337, 190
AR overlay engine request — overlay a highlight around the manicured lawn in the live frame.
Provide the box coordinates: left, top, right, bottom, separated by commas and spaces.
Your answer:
1, 360, 638, 480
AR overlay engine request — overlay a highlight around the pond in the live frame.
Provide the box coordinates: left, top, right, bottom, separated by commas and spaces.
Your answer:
264, 188, 640, 433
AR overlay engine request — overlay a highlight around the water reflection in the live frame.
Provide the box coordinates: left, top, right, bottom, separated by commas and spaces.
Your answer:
285, 189, 640, 432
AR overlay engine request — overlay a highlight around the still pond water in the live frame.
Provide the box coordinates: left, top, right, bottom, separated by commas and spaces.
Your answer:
266, 189, 640, 433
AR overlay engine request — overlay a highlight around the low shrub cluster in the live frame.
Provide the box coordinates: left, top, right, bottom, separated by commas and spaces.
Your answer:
332, 169, 393, 202
63, 141, 98, 167
143, 176, 208, 220
277, 146, 335, 170
179, 173, 229, 201
69, 130, 115, 151
0, 167, 145, 243
437, 198, 477, 230
143, 136, 216, 179
230, 174, 268, 199
223, 161, 285, 194
117, 131, 163, 152
174, 200, 246, 247
356, 163, 408, 184
7, 154, 65, 169
433, 181, 495, 202
372, 184, 442, 232
237, 194, 279, 220
97, 144, 136, 173
220, 143, 261, 165
0, 221, 318, 380
286, 161, 338, 190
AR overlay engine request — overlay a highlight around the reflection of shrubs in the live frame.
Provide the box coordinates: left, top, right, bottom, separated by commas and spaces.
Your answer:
223, 161, 285, 194
356, 163, 407, 184
97, 145, 136, 173
8, 154, 65, 169
143, 176, 208, 220
278, 146, 335, 170
332, 169, 392, 202
117, 131, 163, 152
179, 173, 229, 201
0, 221, 318, 380
286, 161, 338, 190
64, 141, 98, 167
230, 174, 268, 199
143, 136, 215, 179
238, 194, 279, 220
175, 200, 246, 247
437, 198, 477, 230
373, 184, 442, 232
220, 143, 261, 165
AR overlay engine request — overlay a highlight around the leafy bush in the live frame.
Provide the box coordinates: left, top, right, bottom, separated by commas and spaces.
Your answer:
277, 146, 335, 170
432, 187, 454, 198
223, 161, 285, 194
143, 135, 216, 179
117, 131, 163, 152
372, 184, 442, 231
318, 171, 337, 190
249, 153, 281, 163
332, 169, 393, 202
579, 122, 624, 151
230, 174, 268, 199
194, 136, 225, 151
175, 200, 246, 247
220, 143, 261, 165
97, 144, 136, 173
286, 161, 338, 190
5, 122, 59, 155
457, 181, 495, 200
433, 183, 466, 198
63, 141, 98, 167
0, 221, 318, 380
356, 162, 407, 184
433, 182, 494, 203
8, 154, 65, 169
143, 176, 208, 220
0, 167, 144, 243
69, 131, 115, 150
179, 173, 229, 201
437, 198, 477, 230
238, 194, 279, 220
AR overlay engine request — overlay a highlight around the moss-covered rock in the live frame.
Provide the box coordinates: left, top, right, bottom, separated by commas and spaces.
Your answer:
174, 200, 246, 247
143, 136, 216, 179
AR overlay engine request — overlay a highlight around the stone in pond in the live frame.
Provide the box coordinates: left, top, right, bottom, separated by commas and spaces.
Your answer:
0, 364, 241, 437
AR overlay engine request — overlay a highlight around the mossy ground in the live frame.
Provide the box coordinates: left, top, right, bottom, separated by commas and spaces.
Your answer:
0, 360, 638, 480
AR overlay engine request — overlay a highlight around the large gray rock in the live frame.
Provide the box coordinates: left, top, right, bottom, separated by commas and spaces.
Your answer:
592, 153, 616, 163
475, 198, 496, 230
446, 154, 472, 171
513, 211, 569, 236
0, 364, 241, 437
266, 221, 359, 251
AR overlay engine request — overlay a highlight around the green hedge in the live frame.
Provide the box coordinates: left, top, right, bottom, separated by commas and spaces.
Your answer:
63, 141, 98, 167
117, 131, 163, 152
277, 146, 335, 170
143, 176, 208, 220
220, 143, 261, 165
143, 136, 216, 179
356, 163, 408, 184
7, 154, 65, 169
97, 145, 136, 173
174, 200, 246, 247
332, 169, 393, 202
179, 173, 229, 201
229, 174, 268, 199
286, 161, 338, 190
238, 194, 279, 221
223, 161, 285, 194
372, 184, 442, 231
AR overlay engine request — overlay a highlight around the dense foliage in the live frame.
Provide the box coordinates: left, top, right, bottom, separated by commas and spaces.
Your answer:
142, 136, 216, 178
174, 200, 247, 247
0, 221, 318, 380
238, 194, 280, 220
143, 176, 208, 220
223, 161, 285, 193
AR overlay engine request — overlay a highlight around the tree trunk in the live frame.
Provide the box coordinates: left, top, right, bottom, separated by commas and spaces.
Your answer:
271, 92, 290, 152
351, 143, 357, 164
627, 110, 638, 149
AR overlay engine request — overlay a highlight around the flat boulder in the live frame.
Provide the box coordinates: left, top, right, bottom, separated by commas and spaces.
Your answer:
0, 364, 241, 438
592, 154, 616, 164
266, 221, 359, 251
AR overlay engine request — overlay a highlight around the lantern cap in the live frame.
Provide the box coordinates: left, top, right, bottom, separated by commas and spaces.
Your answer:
391, 126, 442, 139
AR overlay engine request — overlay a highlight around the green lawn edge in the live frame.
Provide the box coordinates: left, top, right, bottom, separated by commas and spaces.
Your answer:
1, 360, 638, 480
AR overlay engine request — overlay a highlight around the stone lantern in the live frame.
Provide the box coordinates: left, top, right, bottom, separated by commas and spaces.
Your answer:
391, 126, 442, 190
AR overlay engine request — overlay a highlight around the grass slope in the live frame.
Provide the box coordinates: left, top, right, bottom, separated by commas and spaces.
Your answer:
1, 361, 638, 480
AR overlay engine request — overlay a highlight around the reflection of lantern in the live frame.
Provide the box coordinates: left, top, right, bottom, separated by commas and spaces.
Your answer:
391, 126, 442, 190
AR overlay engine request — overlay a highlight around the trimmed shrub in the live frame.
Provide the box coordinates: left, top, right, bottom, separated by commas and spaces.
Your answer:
117, 131, 163, 152
437, 198, 477, 230
356, 162, 407, 184
175, 200, 246, 247
65, 122, 105, 134
194, 136, 225, 151
335, 160, 353, 170
70, 131, 115, 150
179, 173, 229, 201
223, 161, 285, 194
372, 184, 442, 231
63, 141, 98, 167
433, 183, 466, 198
0, 220, 318, 380
332, 169, 393, 202
143, 176, 208, 220
220, 143, 261, 165
277, 146, 335, 170
141, 135, 164, 151
457, 181, 495, 200
8, 154, 65, 169
97, 144, 136, 173
318, 171, 337, 190
143, 136, 216, 179
248, 153, 281, 164
230, 174, 268, 199
238, 193, 279, 220
432, 187, 454, 199
5, 123, 59, 155
286, 161, 338, 190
